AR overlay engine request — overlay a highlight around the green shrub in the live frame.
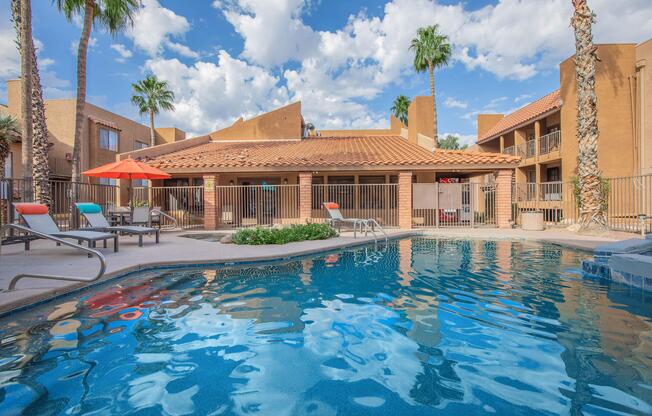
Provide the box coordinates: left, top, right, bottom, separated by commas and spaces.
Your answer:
232, 223, 338, 245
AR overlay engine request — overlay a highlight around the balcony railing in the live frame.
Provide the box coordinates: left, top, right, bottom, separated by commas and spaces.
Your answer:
502, 145, 517, 156
525, 140, 536, 158
540, 181, 563, 201
539, 131, 561, 156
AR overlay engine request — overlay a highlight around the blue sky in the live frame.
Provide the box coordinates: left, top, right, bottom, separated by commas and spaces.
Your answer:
1, 0, 651, 145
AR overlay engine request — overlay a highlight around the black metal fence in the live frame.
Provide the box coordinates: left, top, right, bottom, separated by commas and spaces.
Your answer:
1, 179, 118, 230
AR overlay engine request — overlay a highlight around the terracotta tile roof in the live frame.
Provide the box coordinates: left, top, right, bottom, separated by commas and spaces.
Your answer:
141, 135, 519, 171
478, 90, 562, 143
88, 116, 121, 131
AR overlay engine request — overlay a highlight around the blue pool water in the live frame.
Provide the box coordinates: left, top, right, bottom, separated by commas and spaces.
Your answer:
0, 237, 651, 415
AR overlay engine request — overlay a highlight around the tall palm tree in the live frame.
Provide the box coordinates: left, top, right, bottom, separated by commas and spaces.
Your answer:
0, 114, 20, 180
571, 0, 606, 230
17, 0, 32, 186
390, 95, 410, 126
131, 75, 176, 147
410, 24, 451, 150
54, 0, 139, 185
12, 0, 50, 205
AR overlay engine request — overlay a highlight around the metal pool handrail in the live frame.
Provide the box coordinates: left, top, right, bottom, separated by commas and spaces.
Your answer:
0, 224, 107, 291
151, 209, 178, 231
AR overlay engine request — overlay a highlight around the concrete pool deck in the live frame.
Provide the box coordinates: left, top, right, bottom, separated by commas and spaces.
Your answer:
0, 227, 642, 315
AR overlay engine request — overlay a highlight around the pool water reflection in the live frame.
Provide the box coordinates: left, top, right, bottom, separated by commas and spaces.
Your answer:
0, 238, 650, 415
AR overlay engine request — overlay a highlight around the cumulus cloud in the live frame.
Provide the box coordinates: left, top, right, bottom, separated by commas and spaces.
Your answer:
110, 43, 133, 63
144, 51, 289, 136
141, 0, 652, 135
127, 0, 198, 59
444, 97, 468, 109
0, 26, 19, 79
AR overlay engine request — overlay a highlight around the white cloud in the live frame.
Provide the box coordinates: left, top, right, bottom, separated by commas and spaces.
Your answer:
144, 51, 289, 136
444, 97, 468, 109
110, 43, 133, 63
0, 26, 19, 79
127, 0, 198, 59
223, 0, 320, 67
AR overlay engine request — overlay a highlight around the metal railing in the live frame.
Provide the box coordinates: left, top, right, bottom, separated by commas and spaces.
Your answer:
1, 223, 106, 291
412, 183, 497, 228
539, 131, 561, 156
525, 140, 536, 158
215, 185, 301, 228
133, 186, 204, 229
1, 179, 118, 230
502, 146, 517, 156
312, 184, 399, 227
540, 181, 563, 201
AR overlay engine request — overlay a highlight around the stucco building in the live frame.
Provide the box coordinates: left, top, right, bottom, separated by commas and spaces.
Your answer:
473, 39, 652, 221
1, 79, 186, 183
122, 97, 519, 230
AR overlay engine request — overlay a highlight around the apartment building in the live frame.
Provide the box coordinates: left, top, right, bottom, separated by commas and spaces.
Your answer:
1, 79, 186, 184
475, 39, 652, 216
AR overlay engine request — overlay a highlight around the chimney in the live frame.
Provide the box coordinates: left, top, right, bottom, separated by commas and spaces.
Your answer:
407, 96, 434, 144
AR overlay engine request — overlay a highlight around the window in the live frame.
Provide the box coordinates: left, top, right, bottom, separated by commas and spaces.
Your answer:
547, 167, 560, 182
99, 178, 117, 186
134, 141, 148, 150
99, 128, 119, 151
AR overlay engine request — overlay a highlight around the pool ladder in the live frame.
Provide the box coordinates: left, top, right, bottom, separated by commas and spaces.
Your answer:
356, 219, 388, 244
0, 224, 107, 291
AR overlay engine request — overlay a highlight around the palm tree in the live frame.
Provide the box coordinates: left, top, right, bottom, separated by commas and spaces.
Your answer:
12, 0, 50, 205
0, 114, 20, 180
410, 25, 451, 149
54, 0, 139, 185
17, 0, 32, 186
571, 0, 606, 230
390, 95, 410, 126
131, 75, 176, 147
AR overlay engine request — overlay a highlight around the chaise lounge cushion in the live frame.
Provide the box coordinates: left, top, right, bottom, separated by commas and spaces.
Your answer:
323, 202, 339, 209
14, 203, 49, 215
76, 203, 103, 214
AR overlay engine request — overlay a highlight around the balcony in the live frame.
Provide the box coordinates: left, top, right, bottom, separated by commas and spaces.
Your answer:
515, 182, 565, 209
48, 156, 72, 177
539, 131, 561, 156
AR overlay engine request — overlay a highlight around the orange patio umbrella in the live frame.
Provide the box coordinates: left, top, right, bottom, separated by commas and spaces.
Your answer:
83, 158, 171, 204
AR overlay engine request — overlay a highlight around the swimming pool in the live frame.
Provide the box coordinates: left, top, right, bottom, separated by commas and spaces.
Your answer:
0, 237, 650, 415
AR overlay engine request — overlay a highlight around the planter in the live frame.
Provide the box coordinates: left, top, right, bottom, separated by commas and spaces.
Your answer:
521, 211, 545, 231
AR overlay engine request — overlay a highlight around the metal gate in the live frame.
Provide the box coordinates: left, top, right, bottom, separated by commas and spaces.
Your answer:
412, 182, 496, 228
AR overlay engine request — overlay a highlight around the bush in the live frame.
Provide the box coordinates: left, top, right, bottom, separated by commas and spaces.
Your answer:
232, 223, 338, 245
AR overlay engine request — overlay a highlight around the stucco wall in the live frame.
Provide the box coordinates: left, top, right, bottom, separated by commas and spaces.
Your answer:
155, 127, 186, 144
560, 43, 637, 181
211, 102, 303, 141
407, 96, 434, 144
477, 114, 504, 139
636, 39, 652, 175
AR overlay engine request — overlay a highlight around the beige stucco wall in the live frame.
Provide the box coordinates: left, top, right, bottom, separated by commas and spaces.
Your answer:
407, 96, 434, 144
211, 102, 303, 141
636, 39, 652, 175
477, 114, 504, 139
560, 43, 637, 181
4, 79, 180, 181
155, 127, 186, 145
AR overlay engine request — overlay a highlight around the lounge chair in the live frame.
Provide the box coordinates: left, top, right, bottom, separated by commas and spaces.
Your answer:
323, 202, 372, 237
13, 203, 118, 252
76, 203, 159, 247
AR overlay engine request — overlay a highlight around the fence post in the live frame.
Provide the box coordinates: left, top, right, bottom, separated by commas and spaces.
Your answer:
203, 174, 219, 230
496, 169, 513, 229
398, 172, 413, 229
299, 172, 312, 223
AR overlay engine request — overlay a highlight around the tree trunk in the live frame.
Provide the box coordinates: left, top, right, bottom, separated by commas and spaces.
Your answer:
18, 0, 33, 191
429, 63, 438, 150
571, 0, 606, 231
12, 0, 50, 205
71, 0, 94, 185
149, 110, 156, 147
